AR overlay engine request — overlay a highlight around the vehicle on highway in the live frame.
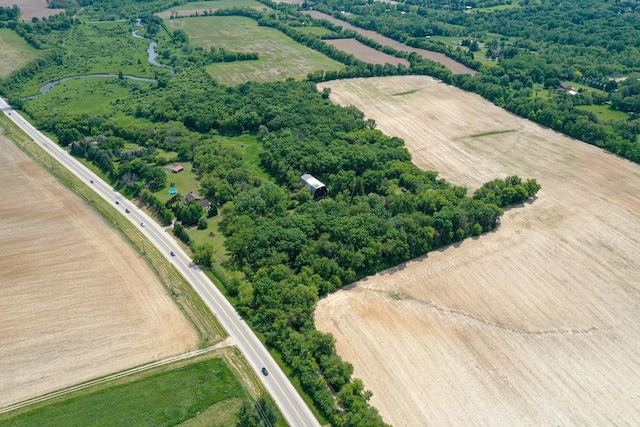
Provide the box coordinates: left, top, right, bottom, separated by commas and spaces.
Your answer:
262, 367, 269, 376
125, 208, 130, 213
115, 200, 120, 205
90, 179, 94, 183
140, 222, 145, 227
170, 251, 175, 256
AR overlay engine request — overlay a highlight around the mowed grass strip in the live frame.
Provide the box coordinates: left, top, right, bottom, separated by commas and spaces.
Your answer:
0, 358, 244, 427
166, 16, 344, 85
0, 28, 39, 78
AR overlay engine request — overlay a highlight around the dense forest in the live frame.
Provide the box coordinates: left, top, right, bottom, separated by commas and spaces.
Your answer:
0, 0, 558, 425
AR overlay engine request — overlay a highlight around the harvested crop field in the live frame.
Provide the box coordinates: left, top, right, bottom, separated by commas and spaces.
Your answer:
315, 76, 640, 425
0, 0, 62, 21
0, 135, 198, 408
304, 11, 476, 75
324, 39, 409, 66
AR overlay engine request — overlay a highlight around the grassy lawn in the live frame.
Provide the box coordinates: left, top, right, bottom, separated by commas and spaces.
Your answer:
0, 357, 244, 427
186, 216, 229, 262
217, 133, 270, 180
577, 104, 630, 122
166, 16, 344, 85
0, 28, 39, 78
167, 0, 265, 10
566, 80, 608, 95
24, 77, 153, 118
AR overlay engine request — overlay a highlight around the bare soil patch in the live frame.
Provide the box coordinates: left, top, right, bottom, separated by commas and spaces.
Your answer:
0, 0, 62, 21
315, 76, 640, 426
0, 136, 198, 408
304, 11, 476, 75
156, 5, 269, 19
325, 39, 409, 66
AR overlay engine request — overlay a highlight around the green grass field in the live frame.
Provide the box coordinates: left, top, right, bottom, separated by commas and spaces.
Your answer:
24, 77, 153, 119
0, 29, 39, 78
167, 0, 264, 11
166, 16, 344, 85
577, 104, 630, 122
0, 357, 244, 427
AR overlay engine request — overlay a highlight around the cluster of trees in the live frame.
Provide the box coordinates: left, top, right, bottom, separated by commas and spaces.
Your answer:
611, 78, 640, 114
69, 140, 114, 174
139, 189, 173, 225
0, 5, 20, 21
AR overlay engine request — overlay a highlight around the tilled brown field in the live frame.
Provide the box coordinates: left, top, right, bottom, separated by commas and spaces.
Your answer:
0, 136, 198, 408
0, 0, 62, 21
325, 39, 409, 67
315, 76, 640, 426
304, 11, 476, 75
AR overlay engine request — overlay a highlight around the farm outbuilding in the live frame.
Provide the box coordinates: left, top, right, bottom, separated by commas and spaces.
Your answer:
171, 165, 184, 173
300, 174, 328, 199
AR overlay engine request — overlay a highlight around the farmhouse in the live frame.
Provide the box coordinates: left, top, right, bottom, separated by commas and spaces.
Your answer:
300, 173, 328, 199
171, 165, 184, 173
185, 191, 211, 211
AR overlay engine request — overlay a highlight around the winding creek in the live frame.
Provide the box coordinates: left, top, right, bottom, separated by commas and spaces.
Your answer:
26, 19, 169, 100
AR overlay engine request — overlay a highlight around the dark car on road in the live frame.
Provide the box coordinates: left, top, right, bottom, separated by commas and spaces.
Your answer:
262, 367, 269, 376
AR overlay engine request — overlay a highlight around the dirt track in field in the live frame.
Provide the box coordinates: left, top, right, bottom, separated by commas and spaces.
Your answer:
0, 0, 62, 21
304, 11, 476, 75
0, 136, 198, 408
315, 76, 640, 426
325, 39, 409, 66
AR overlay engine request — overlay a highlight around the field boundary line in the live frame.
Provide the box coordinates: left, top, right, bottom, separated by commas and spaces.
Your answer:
0, 338, 235, 415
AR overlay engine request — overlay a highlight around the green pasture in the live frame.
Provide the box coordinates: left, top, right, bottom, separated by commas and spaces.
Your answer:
166, 0, 265, 11
0, 29, 39, 78
0, 357, 244, 427
166, 16, 344, 85
24, 77, 153, 119
576, 104, 630, 122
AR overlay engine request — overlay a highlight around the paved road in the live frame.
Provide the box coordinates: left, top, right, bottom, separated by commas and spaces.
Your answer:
0, 99, 320, 427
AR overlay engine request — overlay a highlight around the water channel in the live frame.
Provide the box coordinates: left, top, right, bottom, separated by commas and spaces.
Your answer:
26, 19, 169, 100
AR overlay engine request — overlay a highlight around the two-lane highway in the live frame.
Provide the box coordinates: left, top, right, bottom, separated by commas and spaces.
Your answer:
0, 99, 320, 427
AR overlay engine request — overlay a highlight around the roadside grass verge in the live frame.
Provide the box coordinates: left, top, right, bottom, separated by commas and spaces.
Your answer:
0, 29, 40, 78
0, 352, 244, 427
0, 115, 224, 348
166, 16, 344, 85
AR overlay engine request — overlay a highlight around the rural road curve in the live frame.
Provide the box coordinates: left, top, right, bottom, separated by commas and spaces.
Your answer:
0, 99, 320, 427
